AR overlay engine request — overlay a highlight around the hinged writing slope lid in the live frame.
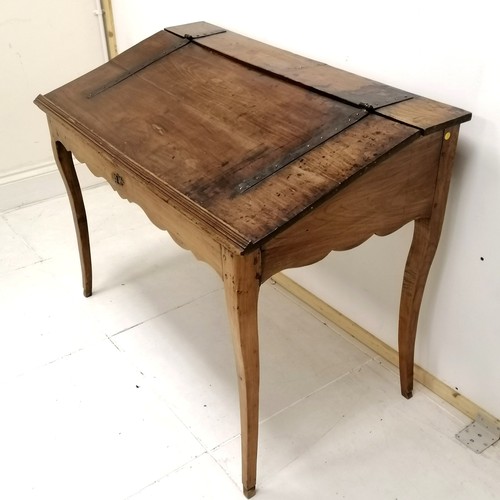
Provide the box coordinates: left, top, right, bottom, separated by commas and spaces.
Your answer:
192, 27, 414, 110
35, 22, 471, 252
183, 22, 471, 131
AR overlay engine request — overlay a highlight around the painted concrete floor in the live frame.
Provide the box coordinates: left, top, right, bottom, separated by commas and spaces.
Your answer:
1, 183, 499, 500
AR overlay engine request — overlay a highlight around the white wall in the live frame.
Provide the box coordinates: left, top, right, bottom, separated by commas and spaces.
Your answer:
113, 0, 499, 419
0, 0, 107, 209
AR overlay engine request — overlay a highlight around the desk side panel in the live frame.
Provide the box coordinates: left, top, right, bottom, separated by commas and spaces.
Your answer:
260, 131, 443, 281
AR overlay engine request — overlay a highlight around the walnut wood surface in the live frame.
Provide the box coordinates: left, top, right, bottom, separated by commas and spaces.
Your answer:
261, 131, 442, 281
398, 126, 460, 398
192, 26, 413, 109
222, 249, 261, 497
37, 41, 362, 252
376, 96, 471, 135
52, 139, 92, 297
34, 22, 471, 497
47, 117, 224, 270
34, 22, 470, 254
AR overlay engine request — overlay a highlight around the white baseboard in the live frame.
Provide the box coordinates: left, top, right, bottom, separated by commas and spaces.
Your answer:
0, 162, 104, 213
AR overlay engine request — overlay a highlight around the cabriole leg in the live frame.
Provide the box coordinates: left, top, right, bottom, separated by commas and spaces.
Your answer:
398, 126, 460, 398
52, 140, 92, 297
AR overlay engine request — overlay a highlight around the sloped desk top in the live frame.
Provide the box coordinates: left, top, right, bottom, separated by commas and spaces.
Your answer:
35, 21, 471, 498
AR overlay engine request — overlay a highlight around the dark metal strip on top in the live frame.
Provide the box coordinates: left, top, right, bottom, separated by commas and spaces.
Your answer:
87, 38, 190, 98
236, 109, 368, 194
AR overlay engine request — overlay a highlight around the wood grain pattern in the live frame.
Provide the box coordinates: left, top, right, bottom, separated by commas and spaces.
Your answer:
48, 116, 224, 273
398, 126, 460, 398
35, 26, 471, 253
218, 114, 418, 249
36, 41, 364, 252
222, 249, 261, 498
104, 30, 187, 83
261, 131, 442, 280
376, 96, 472, 135
51, 137, 92, 297
194, 26, 471, 126
195, 30, 413, 109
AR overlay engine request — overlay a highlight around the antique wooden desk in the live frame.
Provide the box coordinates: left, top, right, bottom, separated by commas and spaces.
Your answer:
35, 21, 471, 497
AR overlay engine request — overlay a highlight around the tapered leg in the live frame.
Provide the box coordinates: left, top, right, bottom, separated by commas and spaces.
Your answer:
222, 248, 261, 498
52, 140, 92, 297
399, 126, 460, 398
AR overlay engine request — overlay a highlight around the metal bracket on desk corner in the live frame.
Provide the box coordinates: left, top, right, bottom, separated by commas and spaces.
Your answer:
455, 413, 500, 453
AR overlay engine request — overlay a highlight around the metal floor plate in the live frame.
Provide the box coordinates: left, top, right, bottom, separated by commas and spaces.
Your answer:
456, 413, 500, 453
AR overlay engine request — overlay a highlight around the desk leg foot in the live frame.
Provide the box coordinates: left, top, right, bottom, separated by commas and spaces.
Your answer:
222, 249, 261, 497
398, 126, 459, 398
402, 388, 413, 400
52, 140, 93, 297
244, 486, 257, 498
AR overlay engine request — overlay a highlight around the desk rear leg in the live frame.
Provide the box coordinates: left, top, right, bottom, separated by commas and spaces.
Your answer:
52, 140, 92, 297
399, 218, 436, 398
399, 126, 459, 398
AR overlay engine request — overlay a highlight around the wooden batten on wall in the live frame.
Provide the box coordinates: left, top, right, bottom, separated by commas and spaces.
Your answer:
101, 0, 118, 58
